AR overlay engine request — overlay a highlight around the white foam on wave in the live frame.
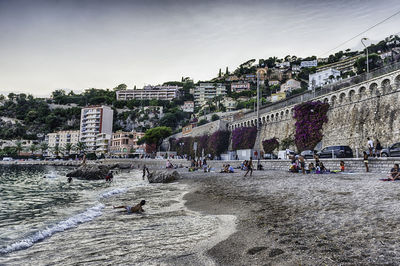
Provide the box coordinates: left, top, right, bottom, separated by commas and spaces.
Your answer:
100, 188, 128, 199
0, 203, 104, 254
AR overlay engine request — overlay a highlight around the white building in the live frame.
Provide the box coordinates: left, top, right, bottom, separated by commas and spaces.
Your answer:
222, 97, 237, 112
95, 133, 111, 156
46, 130, 80, 155
181, 101, 194, 112
80, 105, 113, 153
309, 68, 341, 89
231, 82, 251, 92
194, 83, 226, 106
276, 61, 291, 68
116, 85, 181, 101
281, 79, 301, 93
300, 60, 318, 68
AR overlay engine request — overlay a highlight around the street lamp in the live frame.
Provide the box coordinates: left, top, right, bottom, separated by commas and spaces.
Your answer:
361, 37, 369, 73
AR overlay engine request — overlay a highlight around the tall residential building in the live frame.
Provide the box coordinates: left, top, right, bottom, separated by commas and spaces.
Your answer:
194, 83, 226, 106
95, 133, 111, 156
181, 101, 194, 112
116, 85, 182, 101
46, 130, 80, 156
317, 55, 362, 73
231, 82, 250, 92
109, 131, 145, 157
80, 105, 113, 152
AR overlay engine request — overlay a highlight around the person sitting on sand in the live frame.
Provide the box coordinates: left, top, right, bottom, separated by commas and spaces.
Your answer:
390, 164, 400, 180
308, 163, 316, 172
113, 200, 146, 213
340, 161, 345, 172
166, 160, 174, 169
228, 164, 234, 173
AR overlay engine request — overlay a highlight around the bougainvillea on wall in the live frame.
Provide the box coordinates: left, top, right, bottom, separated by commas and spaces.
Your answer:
194, 135, 209, 157
293, 101, 330, 151
262, 137, 279, 154
208, 130, 231, 156
231, 127, 257, 150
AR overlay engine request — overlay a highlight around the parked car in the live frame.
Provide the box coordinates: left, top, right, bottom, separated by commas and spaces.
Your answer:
317, 146, 353, 158
300, 150, 315, 159
2, 157, 13, 161
263, 153, 278, 160
381, 142, 400, 157
277, 149, 295, 159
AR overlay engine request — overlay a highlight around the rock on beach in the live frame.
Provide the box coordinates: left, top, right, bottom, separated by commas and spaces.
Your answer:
147, 170, 180, 183
66, 164, 110, 180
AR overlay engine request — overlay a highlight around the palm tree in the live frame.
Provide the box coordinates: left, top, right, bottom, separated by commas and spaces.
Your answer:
15, 141, 23, 156
64, 143, 73, 156
29, 144, 38, 155
75, 141, 86, 155
52, 144, 63, 158
40, 142, 48, 156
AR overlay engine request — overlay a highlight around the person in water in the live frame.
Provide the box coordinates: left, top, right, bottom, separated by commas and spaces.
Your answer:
113, 200, 146, 213
68, 176, 73, 183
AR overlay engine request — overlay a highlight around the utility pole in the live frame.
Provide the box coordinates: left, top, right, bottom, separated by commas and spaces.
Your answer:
361, 37, 369, 74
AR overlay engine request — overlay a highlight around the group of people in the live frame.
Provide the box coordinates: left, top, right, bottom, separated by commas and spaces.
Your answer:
289, 155, 335, 174
220, 164, 235, 173
367, 138, 383, 157
189, 158, 209, 172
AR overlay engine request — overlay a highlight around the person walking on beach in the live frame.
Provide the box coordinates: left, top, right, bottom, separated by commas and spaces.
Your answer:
314, 154, 320, 168
363, 151, 369, 172
298, 155, 306, 174
244, 157, 253, 177
113, 200, 146, 213
367, 138, 374, 157
375, 139, 382, 158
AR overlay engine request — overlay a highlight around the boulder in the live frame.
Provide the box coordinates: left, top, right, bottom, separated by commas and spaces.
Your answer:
147, 170, 180, 183
66, 164, 110, 180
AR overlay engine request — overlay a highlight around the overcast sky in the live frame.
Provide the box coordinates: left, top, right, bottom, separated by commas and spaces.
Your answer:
0, 0, 399, 97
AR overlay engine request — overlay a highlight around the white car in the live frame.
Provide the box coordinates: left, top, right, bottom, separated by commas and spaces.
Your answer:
2, 157, 13, 161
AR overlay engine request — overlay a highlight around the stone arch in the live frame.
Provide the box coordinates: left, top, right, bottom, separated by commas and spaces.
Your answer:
271, 114, 274, 121
358, 86, 367, 100
266, 115, 270, 122
339, 92, 346, 104
348, 89, 356, 102
280, 111, 284, 119
381, 78, 391, 94
330, 95, 337, 107
262, 117, 266, 124
395, 74, 400, 90
323, 98, 329, 104
369, 82, 379, 97
285, 109, 289, 117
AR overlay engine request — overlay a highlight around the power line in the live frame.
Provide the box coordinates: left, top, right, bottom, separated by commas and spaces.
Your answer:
320, 9, 400, 57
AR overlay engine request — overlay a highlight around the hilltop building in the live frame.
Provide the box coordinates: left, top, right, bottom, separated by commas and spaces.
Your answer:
281, 79, 301, 93
194, 83, 226, 106
116, 85, 181, 101
317, 55, 361, 73
309, 68, 341, 89
181, 101, 194, 113
80, 105, 113, 153
231, 82, 251, 92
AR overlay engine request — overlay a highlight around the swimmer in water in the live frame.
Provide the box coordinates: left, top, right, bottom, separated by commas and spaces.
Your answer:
113, 200, 146, 213
68, 176, 72, 183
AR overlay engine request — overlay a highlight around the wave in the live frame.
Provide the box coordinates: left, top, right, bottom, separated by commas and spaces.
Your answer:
0, 203, 104, 254
99, 188, 128, 199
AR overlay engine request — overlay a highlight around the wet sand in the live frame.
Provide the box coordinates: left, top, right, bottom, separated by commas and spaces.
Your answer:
181, 169, 400, 265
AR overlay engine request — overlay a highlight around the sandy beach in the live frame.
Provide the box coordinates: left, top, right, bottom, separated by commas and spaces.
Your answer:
181, 169, 400, 265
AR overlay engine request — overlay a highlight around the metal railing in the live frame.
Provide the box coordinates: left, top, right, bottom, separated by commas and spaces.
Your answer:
238, 60, 400, 121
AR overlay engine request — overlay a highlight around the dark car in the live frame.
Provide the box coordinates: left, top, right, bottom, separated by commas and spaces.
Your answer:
317, 146, 353, 158
381, 143, 400, 157
300, 150, 315, 159
263, 153, 278, 160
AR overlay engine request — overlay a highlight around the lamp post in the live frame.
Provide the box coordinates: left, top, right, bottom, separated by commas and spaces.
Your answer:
361, 37, 369, 73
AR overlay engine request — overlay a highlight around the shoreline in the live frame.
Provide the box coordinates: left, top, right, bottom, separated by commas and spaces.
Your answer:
180, 169, 400, 265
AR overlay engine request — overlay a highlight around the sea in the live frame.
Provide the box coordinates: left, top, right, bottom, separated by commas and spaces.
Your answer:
0, 165, 235, 265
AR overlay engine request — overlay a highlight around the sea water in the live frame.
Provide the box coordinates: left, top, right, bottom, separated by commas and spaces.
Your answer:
0, 165, 235, 265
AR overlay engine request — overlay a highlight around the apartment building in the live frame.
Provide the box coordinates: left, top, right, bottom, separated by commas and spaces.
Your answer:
317, 55, 362, 73
109, 131, 145, 156
281, 79, 301, 93
46, 130, 80, 156
231, 82, 251, 92
181, 101, 194, 113
80, 105, 113, 153
95, 133, 111, 156
116, 85, 182, 101
194, 83, 226, 106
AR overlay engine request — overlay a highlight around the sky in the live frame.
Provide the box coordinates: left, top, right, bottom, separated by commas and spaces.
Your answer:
0, 0, 399, 97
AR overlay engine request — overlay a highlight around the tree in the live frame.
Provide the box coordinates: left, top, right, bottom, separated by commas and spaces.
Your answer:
40, 142, 48, 156
15, 141, 23, 155
75, 141, 87, 155
197, 119, 208, 126
262, 138, 279, 154
140, 126, 172, 151
225, 66, 229, 75
29, 144, 38, 155
52, 144, 63, 157
207, 130, 230, 157
211, 114, 220, 121
64, 143, 73, 156
218, 68, 222, 78
114, 83, 127, 91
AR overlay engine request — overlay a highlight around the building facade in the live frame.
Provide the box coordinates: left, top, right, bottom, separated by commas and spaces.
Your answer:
281, 79, 301, 92
46, 130, 80, 156
309, 68, 341, 89
317, 55, 362, 73
116, 85, 181, 101
80, 105, 113, 153
95, 133, 111, 156
194, 83, 226, 106
181, 101, 194, 113
231, 82, 251, 92
109, 131, 145, 157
